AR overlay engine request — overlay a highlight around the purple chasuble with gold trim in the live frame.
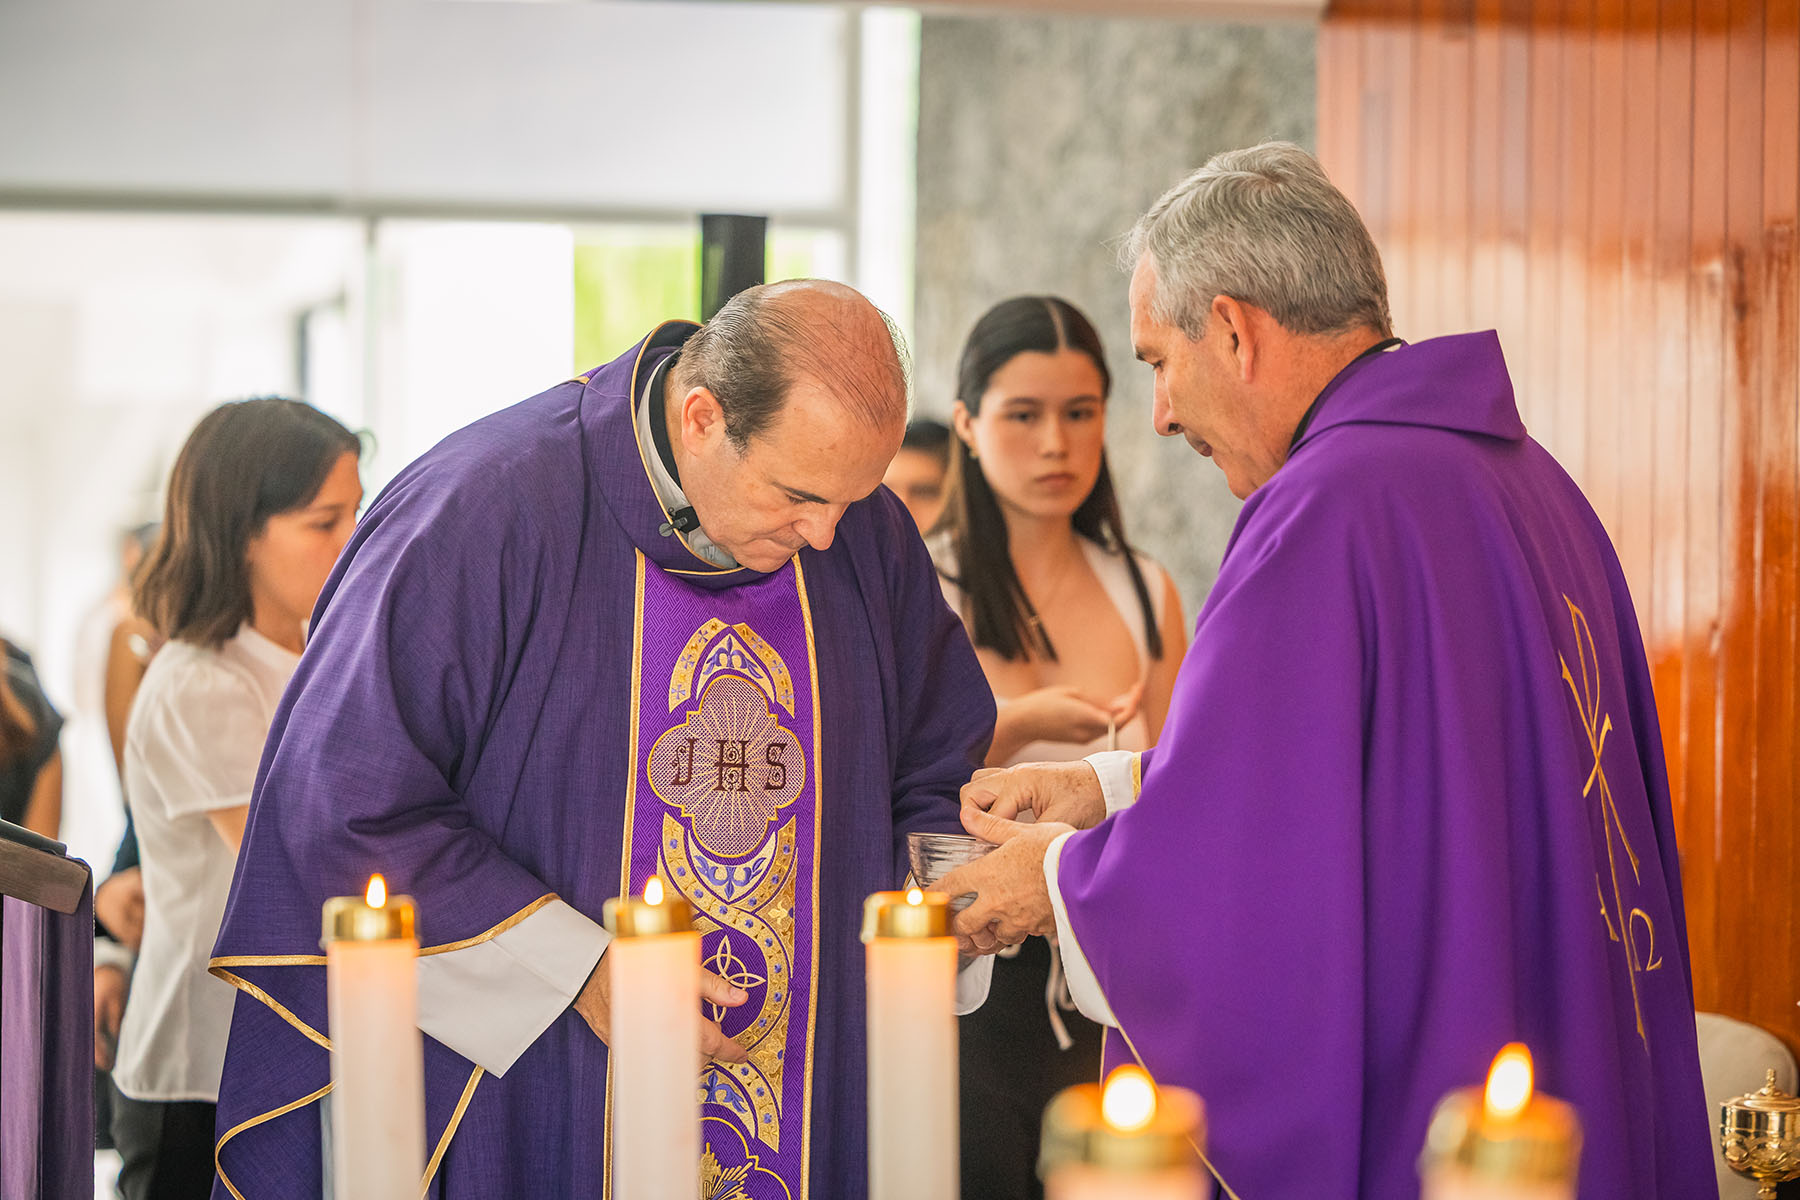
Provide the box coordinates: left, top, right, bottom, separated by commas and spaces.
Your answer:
207, 323, 994, 1200
1058, 333, 1714, 1200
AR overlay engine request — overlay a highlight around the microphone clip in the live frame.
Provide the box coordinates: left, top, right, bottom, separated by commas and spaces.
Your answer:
658, 507, 699, 538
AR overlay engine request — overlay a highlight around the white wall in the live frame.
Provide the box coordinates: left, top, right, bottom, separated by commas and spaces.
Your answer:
0, 0, 851, 217
0, 0, 916, 868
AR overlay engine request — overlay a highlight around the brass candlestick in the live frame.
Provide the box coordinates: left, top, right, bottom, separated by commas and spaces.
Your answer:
1721, 1069, 1800, 1199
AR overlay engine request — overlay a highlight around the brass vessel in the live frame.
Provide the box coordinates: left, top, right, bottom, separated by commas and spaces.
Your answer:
1720, 1069, 1800, 1199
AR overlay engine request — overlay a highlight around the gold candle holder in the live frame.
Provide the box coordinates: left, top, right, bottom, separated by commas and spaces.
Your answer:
1419, 1043, 1581, 1199
1721, 1069, 1800, 1199
320, 872, 415, 945
1038, 1065, 1207, 1198
602, 875, 695, 937
861, 887, 951, 941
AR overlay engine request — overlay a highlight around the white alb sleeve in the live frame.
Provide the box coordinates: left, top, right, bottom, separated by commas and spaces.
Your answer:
1083, 750, 1141, 817
415, 899, 611, 1077
953, 950, 994, 1016
1043, 830, 1117, 1027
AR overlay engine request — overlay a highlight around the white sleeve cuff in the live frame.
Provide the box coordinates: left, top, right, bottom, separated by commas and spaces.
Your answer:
1084, 750, 1141, 817
953, 950, 994, 1016
415, 899, 610, 1077
1044, 831, 1117, 1028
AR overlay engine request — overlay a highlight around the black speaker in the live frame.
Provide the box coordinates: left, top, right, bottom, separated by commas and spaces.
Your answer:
700, 214, 769, 320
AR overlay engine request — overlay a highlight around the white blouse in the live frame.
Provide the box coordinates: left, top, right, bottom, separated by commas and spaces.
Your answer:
114, 624, 298, 1103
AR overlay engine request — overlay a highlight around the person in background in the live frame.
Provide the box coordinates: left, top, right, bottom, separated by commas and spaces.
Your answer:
94, 814, 143, 1070
928, 295, 1186, 1200
109, 397, 360, 1200
884, 416, 952, 532
65, 523, 160, 876
84, 526, 159, 1125
0, 635, 64, 838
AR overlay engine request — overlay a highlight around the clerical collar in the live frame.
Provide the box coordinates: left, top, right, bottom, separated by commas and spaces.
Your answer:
1288, 336, 1406, 450
635, 353, 737, 568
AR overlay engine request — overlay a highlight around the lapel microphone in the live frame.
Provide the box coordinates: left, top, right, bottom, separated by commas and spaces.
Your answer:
658, 507, 699, 537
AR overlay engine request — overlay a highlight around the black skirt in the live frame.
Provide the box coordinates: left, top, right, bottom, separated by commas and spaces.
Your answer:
958, 935, 1104, 1200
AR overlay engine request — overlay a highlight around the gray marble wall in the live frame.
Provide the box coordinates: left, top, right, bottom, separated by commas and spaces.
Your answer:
913, 13, 1316, 613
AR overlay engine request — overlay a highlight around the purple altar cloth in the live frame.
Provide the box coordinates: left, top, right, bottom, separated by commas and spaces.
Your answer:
1, 886, 95, 1200
1058, 332, 1716, 1199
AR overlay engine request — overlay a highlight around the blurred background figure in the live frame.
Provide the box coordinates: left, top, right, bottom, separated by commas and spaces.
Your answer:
928, 295, 1185, 1200
884, 417, 952, 532
107, 398, 360, 1200
64, 523, 159, 874
1, 634, 64, 838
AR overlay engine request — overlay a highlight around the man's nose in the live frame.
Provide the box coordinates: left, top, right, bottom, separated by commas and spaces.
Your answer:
1151, 387, 1182, 439
795, 506, 846, 552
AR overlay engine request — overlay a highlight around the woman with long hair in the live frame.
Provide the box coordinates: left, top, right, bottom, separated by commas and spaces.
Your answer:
931, 295, 1186, 1200
0, 636, 63, 837
109, 397, 359, 1199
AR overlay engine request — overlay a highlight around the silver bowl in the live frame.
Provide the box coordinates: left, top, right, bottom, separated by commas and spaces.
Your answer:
906, 831, 994, 911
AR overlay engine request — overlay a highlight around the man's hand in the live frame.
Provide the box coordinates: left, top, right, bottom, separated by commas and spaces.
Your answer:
961, 760, 1108, 829
935, 808, 1072, 957
95, 964, 128, 1070
95, 867, 145, 952
571, 950, 752, 1065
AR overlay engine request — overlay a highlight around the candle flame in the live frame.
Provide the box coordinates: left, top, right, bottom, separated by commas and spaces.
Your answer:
1101, 1065, 1158, 1134
644, 876, 665, 906
906, 887, 924, 906
1484, 1042, 1534, 1120
365, 874, 387, 908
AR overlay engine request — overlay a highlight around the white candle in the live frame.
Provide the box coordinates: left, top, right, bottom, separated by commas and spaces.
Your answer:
605, 876, 701, 1200
321, 874, 426, 1200
1041, 1065, 1207, 1200
1420, 1043, 1582, 1200
864, 888, 958, 1200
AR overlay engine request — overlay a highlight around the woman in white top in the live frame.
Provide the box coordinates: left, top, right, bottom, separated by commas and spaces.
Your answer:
111, 397, 361, 1200
930, 296, 1186, 1200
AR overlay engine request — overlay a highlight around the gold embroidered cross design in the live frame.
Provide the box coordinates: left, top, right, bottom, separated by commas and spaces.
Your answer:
1558, 596, 1661, 1052
699, 1148, 754, 1200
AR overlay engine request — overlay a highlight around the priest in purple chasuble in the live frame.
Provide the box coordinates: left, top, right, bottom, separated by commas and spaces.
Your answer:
206, 281, 997, 1200
940, 144, 1716, 1200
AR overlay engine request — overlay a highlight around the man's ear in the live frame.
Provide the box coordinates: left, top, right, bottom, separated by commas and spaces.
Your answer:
1210, 295, 1258, 382
678, 385, 725, 450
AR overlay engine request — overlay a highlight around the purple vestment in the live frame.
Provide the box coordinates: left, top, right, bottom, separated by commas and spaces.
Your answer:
208, 323, 994, 1199
1057, 333, 1714, 1199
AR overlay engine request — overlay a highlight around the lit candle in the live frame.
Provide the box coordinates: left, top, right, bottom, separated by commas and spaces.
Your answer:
1039, 1064, 1207, 1200
1420, 1043, 1583, 1200
604, 876, 700, 1200
321, 874, 425, 1200
864, 887, 958, 1200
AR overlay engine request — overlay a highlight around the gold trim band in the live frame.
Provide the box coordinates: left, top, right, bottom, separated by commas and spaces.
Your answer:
215, 1082, 335, 1200
211, 892, 560, 971
420, 1066, 485, 1197
208, 968, 331, 1049
416, 893, 558, 957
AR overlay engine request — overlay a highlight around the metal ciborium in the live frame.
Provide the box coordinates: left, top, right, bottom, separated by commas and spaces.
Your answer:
1720, 1069, 1800, 1199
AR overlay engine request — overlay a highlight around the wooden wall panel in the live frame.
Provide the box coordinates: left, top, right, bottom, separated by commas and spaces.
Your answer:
1321, 0, 1800, 1055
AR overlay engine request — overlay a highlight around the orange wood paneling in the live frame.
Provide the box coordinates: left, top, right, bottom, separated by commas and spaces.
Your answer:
1321, 0, 1800, 1056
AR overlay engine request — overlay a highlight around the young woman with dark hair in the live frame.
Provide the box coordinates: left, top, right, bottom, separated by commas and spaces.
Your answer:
109, 397, 360, 1200
0, 637, 63, 837
930, 296, 1187, 1200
